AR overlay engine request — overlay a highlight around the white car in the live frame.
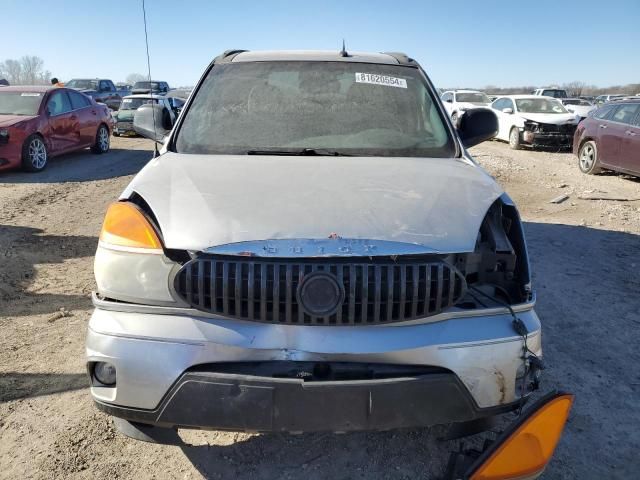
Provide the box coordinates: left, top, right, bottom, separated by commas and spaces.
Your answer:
441, 90, 492, 124
491, 95, 580, 149
559, 98, 595, 120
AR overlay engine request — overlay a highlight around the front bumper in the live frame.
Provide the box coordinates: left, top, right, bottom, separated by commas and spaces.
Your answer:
86, 298, 542, 432
0, 139, 24, 171
114, 121, 135, 135
95, 367, 520, 433
522, 130, 574, 148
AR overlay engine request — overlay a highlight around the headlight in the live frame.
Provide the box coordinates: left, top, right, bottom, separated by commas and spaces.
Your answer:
0, 128, 9, 144
100, 201, 162, 250
524, 121, 539, 132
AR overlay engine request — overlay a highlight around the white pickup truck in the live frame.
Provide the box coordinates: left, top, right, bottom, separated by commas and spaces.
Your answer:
532, 87, 568, 99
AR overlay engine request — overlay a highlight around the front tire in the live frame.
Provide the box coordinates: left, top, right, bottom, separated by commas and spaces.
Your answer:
21, 135, 48, 172
509, 127, 521, 150
91, 124, 110, 154
578, 140, 601, 174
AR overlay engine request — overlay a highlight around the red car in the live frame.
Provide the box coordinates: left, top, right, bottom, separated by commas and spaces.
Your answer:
0, 86, 112, 172
574, 98, 640, 176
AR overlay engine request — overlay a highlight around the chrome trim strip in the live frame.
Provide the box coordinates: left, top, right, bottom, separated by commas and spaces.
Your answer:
438, 332, 539, 350
98, 240, 164, 255
204, 238, 442, 258
92, 291, 536, 327
87, 326, 205, 346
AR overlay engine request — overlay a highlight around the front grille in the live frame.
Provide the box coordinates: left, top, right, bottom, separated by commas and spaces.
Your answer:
173, 256, 467, 325
538, 123, 576, 134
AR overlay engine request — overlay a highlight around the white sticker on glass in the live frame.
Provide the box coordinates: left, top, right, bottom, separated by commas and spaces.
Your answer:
21, 93, 42, 97
355, 73, 407, 89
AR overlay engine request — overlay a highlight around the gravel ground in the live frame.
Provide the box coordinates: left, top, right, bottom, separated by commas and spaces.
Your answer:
0, 137, 639, 479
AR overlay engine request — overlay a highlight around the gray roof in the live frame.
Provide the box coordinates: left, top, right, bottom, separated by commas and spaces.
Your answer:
232, 50, 403, 65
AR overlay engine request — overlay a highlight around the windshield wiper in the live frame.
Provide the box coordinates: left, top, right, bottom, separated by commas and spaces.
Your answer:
246, 148, 351, 156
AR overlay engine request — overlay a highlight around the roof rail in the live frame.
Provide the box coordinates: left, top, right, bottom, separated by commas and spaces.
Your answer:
381, 52, 417, 66
214, 49, 248, 64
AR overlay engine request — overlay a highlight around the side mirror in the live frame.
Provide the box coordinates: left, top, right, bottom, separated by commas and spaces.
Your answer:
457, 108, 498, 148
502, 107, 513, 114
133, 103, 173, 143
445, 98, 453, 103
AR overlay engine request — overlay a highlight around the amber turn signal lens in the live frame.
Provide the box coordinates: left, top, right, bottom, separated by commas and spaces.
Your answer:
100, 202, 162, 249
471, 394, 574, 480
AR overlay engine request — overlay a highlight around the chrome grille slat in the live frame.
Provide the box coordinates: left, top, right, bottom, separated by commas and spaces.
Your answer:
175, 256, 466, 326
273, 264, 280, 322
222, 262, 230, 314
348, 265, 356, 324
336, 266, 344, 324
260, 263, 268, 321
361, 265, 368, 324
373, 265, 382, 323
399, 265, 406, 320
210, 260, 217, 311
247, 263, 255, 319
435, 264, 444, 313
411, 265, 419, 317
386, 265, 394, 322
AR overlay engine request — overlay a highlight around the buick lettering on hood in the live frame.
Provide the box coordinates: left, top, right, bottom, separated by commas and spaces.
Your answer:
86, 49, 572, 478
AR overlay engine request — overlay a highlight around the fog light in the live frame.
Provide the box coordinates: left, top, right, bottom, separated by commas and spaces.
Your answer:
94, 362, 117, 386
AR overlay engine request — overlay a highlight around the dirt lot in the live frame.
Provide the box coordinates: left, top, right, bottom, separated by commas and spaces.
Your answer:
1, 137, 639, 479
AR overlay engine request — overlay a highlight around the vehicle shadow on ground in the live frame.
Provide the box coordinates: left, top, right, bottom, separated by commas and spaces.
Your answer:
178, 426, 455, 479
0, 225, 97, 316
0, 372, 88, 403
0, 144, 152, 184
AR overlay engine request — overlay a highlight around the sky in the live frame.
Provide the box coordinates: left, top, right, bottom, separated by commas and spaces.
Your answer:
2, 0, 639, 89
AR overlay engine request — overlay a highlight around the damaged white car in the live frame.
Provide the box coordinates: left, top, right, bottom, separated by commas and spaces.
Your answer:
87, 50, 548, 449
491, 94, 580, 149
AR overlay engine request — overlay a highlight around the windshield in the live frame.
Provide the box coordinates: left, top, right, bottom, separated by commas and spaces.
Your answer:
516, 98, 568, 114
456, 92, 490, 104
542, 89, 567, 98
0, 91, 42, 115
120, 97, 159, 110
66, 79, 98, 90
133, 81, 160, 90
175, 62, 454, 157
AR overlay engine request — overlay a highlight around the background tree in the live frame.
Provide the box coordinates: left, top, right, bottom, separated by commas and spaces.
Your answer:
563, 81, 586, 97
125, 73, 147, 85
0, 55, 50, 84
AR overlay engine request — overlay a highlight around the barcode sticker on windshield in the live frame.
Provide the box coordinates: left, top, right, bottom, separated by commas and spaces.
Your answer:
355, 73, 407, 89
21, 93, 41, 97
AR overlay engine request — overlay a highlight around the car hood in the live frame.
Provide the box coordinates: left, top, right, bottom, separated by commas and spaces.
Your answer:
0, 114, 37, 127
564, 105, 595, 116
517, 112, 578, 124
121, 153, 504, 254
459, 102, 491, 109
115, 110, 135, 121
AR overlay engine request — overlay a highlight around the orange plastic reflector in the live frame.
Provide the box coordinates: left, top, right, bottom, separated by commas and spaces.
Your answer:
471, 394, 574, 480
99, 202, 162, 249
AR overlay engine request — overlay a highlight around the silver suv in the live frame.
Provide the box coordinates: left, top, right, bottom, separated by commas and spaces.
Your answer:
87, 49, 542, 442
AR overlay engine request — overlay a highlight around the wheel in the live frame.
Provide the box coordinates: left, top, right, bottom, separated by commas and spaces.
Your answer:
509, 127, 521, 150
578, 140, 601, 174
91, 124, 110, 154
21, 134, 48, 172
451, 112, 458, 126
